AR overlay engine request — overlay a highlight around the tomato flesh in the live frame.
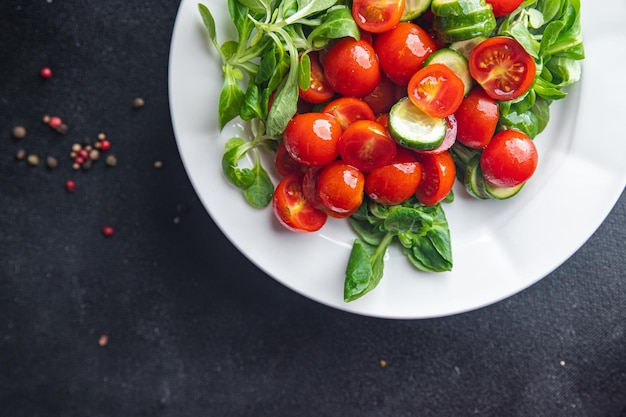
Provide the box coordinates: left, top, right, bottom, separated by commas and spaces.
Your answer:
317, 161, 365, 218
323, 37, 381, 98
469, 36, 536, 101
414, 151, 456, 206
454, 87, 499, 149
352, 0, 406, 34
322, 97, 376, 130
480, 129, 538, 187
337, 120, 397, 172
273, 174, 328, 233
407, 63, 465, 118
283, 112, 343, 167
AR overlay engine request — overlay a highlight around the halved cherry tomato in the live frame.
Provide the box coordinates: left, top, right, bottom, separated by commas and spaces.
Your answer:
352, 0, 405, 34
323, 37, 381, 98
480, 129, 538, 187
469, 36, 536, 102
362, 74, 397, 115
299, 52, 335, 104
322, 97, 376, 130
414, 150, 456, 206
454, 87, 499, 149
485, 0, 524, 17
407, 63, 465, 118
374, 22, 437, 86
273, 174, 328, 233
337, 120, 397, 172
365, 146, 423, 205
275, 141, 307, 177
317, 161, 365, 218
283, 112, 343, 167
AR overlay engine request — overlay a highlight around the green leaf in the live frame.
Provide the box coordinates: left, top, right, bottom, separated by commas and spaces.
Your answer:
243, 160, 274, 208
256, 46, 277, 84
290, 0, 339, 23
221, 143, 255, 189
236, 0, 269, 14
240, 84, 264, 121
198, 4, 220, 50
298, 52, 311, 91
384, 207, 426, 235
307, 6, 361, 49
344, 234, 393, 302
218, 66, 245, 130
349, 216, 386, 246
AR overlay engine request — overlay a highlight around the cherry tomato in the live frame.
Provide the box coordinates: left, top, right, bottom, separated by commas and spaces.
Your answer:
317, 161, 365, 218
454, 87, 499, 149
324, 37, 381, 98
407, 63, 465, 119
322, 97, 376, 130
480, 129, 538, 188
365, 146, 423, 205
469, 36, 537, 101
374, 22, 437, 86
485, 0, 524, 17
302, 166, 325, 210
273, 174, 328, 233
299, 52, 335, 104
275, 141, 307, 177
337, 120, 397, 172
352, 0, 405, 34
283, 112, 343, 167
362, 74, 397, 115
414, 151, 456, 206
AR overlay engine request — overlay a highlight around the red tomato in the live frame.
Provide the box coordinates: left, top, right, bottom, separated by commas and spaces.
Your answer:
414, 151, 456, 206
337, 120, 397, 172
302, 166, 325, 210
362, 74, 397, 115
365, 147, 423, 205
480, 129, 538, 187
324, 37, 381, 98
275, 141, 307, 177
485, 0, 524, 17
317, 161, 365, 218
454, 87, 499, 149
273, 174, 328, 233
407, 63, 465, 118
352, 0, 405, 34
469, 36, 537, 101
374, 22, 437, 86
414, 115, 458, 155
322, 97, 376, 130
299, 52, 335, 104
283, 112, 343, 167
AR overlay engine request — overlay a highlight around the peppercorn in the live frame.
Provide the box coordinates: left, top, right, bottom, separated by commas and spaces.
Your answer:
46, 156, 58, 169
40, 67, 52, 79
12, 126, 27, 139
154, 160, 163, 169
99, 140, 111, 151
105, 155, 117, 166
102, 226, 115, 237
15, 149, 26, 160
132, 97, 145, 108
65, 180, 76, 193
27, 154, 40, 166
48, 116, 62, 130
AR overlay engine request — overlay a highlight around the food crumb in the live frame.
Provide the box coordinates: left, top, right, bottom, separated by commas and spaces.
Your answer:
98, 334, 108, 347
379, 360, 387, 368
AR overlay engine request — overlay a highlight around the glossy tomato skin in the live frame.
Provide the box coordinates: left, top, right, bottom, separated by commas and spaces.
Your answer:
454, 87, 499, 149
352, 0, 405, 34
299, 51, 335, 104
337, 120, 397, 172
485, 0, 524, 17
322, 97, 376, 130
480, 129, 538, 187
469, 36, 536, 101
323, 37, 381, 98
273, 174, 328, 233
365, 146, 423, 205
302, 166, 325, 210
407, 63, 465, 118
283, 112, 343, 167
374, 22, 437, 86
275, 141, 307, 177
414, 150, 456, 206
317, 161, 365, 218
362, 74, 397, 115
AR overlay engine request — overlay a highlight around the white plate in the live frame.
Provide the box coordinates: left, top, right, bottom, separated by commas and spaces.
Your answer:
169, 0, 626, 319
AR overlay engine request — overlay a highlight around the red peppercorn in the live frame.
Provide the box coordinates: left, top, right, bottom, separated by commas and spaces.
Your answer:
100, 140, 111, 151
40, 67, 53, 79
48, 116, 62, 129
74, 156, 85, 165
102, 226, 115, 238
65, 180, 76, 193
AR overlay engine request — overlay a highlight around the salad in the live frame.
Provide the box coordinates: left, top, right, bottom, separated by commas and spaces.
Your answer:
198, 0, 584, 302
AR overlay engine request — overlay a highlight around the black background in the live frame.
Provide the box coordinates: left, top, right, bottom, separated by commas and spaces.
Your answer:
1, 1, 625, 416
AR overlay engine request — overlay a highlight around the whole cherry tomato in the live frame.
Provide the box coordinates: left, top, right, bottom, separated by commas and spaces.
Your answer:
480, 129, 538, 187
283, 112, 343, 167
317, 161, 365, 218
274, 141, 307, 177
352, 0, 405, 34
323, 37, 381, 98
454, 87, 499, 149
273, 174, 328, 233
362, 74, 397, 115
337, 120, 397, 172
414, 150, 456, 206
485, 0, 524, 17
365, 146, 423, 205
407, 63, 465, 119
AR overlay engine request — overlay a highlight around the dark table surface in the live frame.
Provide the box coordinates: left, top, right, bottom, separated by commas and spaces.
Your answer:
1, 1, 625, 416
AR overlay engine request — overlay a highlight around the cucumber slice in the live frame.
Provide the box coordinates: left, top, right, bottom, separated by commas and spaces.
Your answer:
389, 97, 447, 151
425, 48, 473, 96
402, 0, 432, 21
433, 8, 496, 42
484, 180, 525, 199
431, 0, 489, 17
464, 154, 490, 199
449, 36, 488, 58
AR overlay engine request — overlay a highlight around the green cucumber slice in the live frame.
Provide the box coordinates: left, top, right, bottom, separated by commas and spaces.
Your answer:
432, 6, 496, 42
388, 97, 447, 151
431, 0, 489, 17
425, 48, 473, 96
484, 180, 525, 199
402, 0, 432, 21
464, 154, 490, 199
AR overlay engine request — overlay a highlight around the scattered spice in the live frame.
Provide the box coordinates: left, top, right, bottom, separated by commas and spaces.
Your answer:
12, 126, 27, 139
46, 156, 58, 169
105, 155, 117, 166
102, 226, 115, 238
55, 123, 69, 135
89, 149, 100, 160
97, 132, 106, 141
99, 140, 111, 151
98, 334, 109, 347
47, 116, 62, 129
65, 180, 76, 193
27, 154, 40, 166
132, 97, 145, 108
15, 149, 26, 160
40, 66, 53, 79
379, 360, 387, 368
153, 160, 163, 169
